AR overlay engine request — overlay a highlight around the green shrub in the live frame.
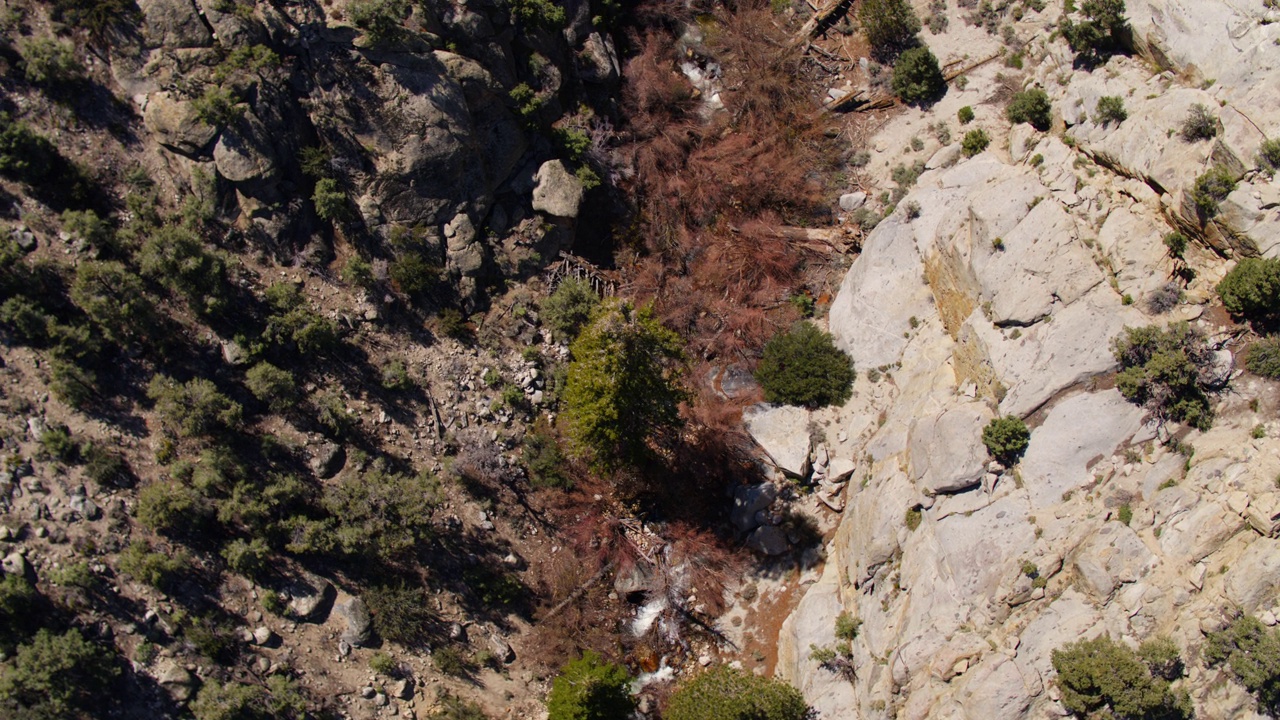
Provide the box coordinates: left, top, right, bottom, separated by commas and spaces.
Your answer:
117, 540, 187, 590
322, 465, 441, 560
511, 0, 566, 26
147, 375, 243, 438
71, 261, 155, 346
191, 84, 243, 127
433, 646, 473, 676
1006, 88, 1052, 131
138, 225, 228, 316
349, 0, 409, 45
341, 255, 375, 289
0, 296, 51, 343
1116, 503, 1132, 525
370, 651, 398, 676
49, 0, 140, 39
755, 322, 855, 409
1205, 615, 1280, 714
961, 128, 990, 157
1246, 336, 1280, 379
891, 47, 945, 105
1138, 636, 1185, 681
0, 114, 61, 187
858, 0, 922, 59
542, 278, 600, 339
1061, 0, 1129, 62
61, 209, 113, 248
835, 612, 861, 642
563, 300, 686, 470
0, 574, 37, 652
1163, 231, 1187, 260
523, 423, 571, 489
957, 105, 975, 124
19, 37, 83, 85
299, 146, 332, 178
190, 676, 307, 720
1095, 95, 1128, 125
221, 537, 270, 578
48, 359, 99, 409
430, 692, 490, 720
82, 443, 129, 487
38, 423, 79, 463
381, 359, 413, 391
312, 177, 349, 221
1191, 165, 1237, 218
1113, 323, 1214, 430
245, 362, 300, 413
49, 560, 97, 590
1217, 257, 1280, 323
136, 481, 212, 537
0, 628, 119, 717
388, 253, 442, 299
665, 665, 811, 720
547, 650, 635, 720
982, 416, 1030, 464
1179, 103, 1218, 142
263, 283, 341, 355
1258, 138, 1280, 174
1051, 635, 1191, 719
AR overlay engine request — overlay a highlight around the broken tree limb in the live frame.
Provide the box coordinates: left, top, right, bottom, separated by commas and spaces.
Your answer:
797, 0, 856, 40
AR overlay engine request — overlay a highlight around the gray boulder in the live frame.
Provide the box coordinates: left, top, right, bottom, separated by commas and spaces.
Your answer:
743, 404, 812, 478
731, 483, 778, 532
1019, 390, 1146, 508
287, 574, 335, 621
747, 525, 790, 556
337, 597, 373, 647
154, 660, 197, 702
143, 92, 217, 157
489, 632, 515, 663
139, 0, 213, 48
908, 402, 994, 494
532, 160, 585, 219
309, 443, 345, 479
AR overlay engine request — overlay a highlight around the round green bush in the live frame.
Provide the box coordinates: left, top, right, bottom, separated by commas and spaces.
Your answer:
1246, 336, 1280, 379
982, 416, 1030, 464
1006, 88, 1052, 131
755, 322, 855, 409
546, 650, 634, 720
961, 128, 990, 157
957, 106, 975, 124
665, 665, 810, 720
1217, 257, 1280, 323
857, 0, 922, 60
891, 47, 945, 106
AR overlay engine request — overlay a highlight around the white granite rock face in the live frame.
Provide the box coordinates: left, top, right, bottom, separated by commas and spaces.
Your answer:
777, 3, 1280, 716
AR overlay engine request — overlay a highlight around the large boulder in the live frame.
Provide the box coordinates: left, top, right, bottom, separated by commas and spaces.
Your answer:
731, 482, 778, 532
139, 0, 213, 48
531, 160, 585, 219
1225, 538, 1280, 613
908, 402, 994, 495
1019, 390, 1146, 509
336, 597, 373, 647
743, 405, 812, 478
143, 92, 218, 157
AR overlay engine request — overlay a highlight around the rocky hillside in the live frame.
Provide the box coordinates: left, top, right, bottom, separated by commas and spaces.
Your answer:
768, 0, 1280, 717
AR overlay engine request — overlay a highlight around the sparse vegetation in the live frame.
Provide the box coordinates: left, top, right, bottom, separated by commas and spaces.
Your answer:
1205, 615, 1280, 714
1246, 336, 1280, 379
1095, 95, 1128, 125
1191, 166, 1237, 218
1179, 103, 1219, 142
